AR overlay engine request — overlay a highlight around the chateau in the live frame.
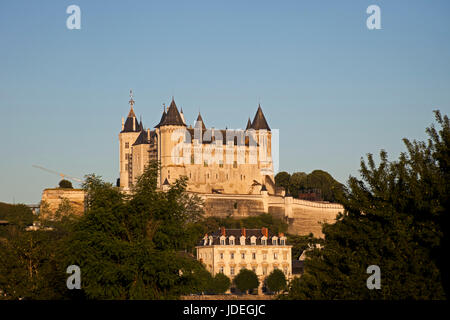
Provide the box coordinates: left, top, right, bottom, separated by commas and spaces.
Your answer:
119, 91, 275, 195
117, 92, 344, 238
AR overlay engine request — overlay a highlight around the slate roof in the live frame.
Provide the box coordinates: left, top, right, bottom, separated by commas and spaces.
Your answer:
246, 118, 252, 130
155, 110, 167, 128
251, 105, 270, 131
122, 108, 141, 133
158, 98, 186, 127
185, 128, 258, 146
195, 113, 206, 130
198, 228, 285, 246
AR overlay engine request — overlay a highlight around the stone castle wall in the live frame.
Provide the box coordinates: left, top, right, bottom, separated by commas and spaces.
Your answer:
200, 193, 344, 238
40, 188, 85, 219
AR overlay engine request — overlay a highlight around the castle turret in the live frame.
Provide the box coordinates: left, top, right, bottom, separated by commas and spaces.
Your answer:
119, 90, 141, 191
158, 98, 186, 186
251, 104, 273, 189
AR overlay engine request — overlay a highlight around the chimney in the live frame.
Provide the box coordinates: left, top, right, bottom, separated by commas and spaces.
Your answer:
220, 227, 226, 237
261, 227, 268, 238
278, 232, 284, 237
241, 228, 246, 237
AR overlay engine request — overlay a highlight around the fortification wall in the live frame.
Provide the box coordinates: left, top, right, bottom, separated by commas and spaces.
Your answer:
40, 188, 85, 219
201, 193, 344, 238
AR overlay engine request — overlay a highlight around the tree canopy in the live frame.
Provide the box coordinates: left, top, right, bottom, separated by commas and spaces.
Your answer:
233, 269, 259, 294
265, 269, 287, 294
285, 111, 449, 299
275, 170, 343, 202
59, 179, 73, 189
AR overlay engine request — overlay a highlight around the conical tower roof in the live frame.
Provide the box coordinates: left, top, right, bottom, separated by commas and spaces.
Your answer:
246, 117, 252, 130
159, 98, 186, 127
121, 90, 140, 133
195, 112, 206, 130
251, 104, 270, 131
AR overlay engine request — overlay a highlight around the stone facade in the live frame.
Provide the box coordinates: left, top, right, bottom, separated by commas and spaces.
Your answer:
40, 188, 85, 219
119, 93, 275, 195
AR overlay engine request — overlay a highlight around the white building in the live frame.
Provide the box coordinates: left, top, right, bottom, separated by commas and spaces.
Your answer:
196, 227, 292, 293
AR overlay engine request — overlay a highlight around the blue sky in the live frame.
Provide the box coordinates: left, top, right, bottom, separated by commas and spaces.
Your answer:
1, 0, 449, 204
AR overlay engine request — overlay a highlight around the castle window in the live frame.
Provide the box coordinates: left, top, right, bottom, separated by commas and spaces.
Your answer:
233, 161, 237, 168
280, 239, 285, 245
219, 160, 223, 168
191, 155, 194, 164
125, 164, 129, 170
220, 253, 224, 259
230, 239, 235, 246
252, 252, 256, 260
272, 238, 277, 245
189, 172, 192, 179
274, 253, 278, 260
283, 267, 288, 275
240, 175, 242, 180
230, 253, 234, 259
216, 174, 218, 179
220, 266, 224, 273
263, 266, 267, 275
252, 267, 257, 273
241, 253, 245, 259
230, 267, 235, 276
220, 239, 225, 245
204, 161, 208, 167
125, 142, 129, 149
263, 253, 267, 260
261, 239, 267, 245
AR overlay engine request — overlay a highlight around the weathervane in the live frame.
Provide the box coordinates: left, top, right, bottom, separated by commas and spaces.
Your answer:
129, 89, 135, 108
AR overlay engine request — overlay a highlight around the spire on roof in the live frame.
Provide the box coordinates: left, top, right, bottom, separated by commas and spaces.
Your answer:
127, 89, 136, 118
180, 107, 186, 125
246, 117, 252, 130
251, 104, 270, 131
163, 178, 170, 185
194, 112, 206, 130
121, 90, 140, 132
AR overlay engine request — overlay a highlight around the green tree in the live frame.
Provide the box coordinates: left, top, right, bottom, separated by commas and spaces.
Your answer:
233, 269, 259, 294
275, 171, 291, 192
0, 202, 74, 300
59, 179, 73, 189
64, 161, 207, 299
265, 269, 287, 294
289, 172, 307, 195
211, 273, 231, 294
286, 111, 449, 300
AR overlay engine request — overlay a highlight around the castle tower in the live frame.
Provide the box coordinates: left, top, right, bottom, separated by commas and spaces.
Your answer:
156, 98, 186, 186
119, 90, 141, 191
250, 104, 273, 188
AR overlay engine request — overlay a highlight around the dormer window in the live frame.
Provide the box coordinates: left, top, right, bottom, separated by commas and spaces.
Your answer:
280, 238, 286, 245
272, 237, 278, 245
229, 236, 235, 245
250, 236, 256, 245
125, 142, 129, 149
208, 236, 213, 246
220, 236, 226, 245
240, 236, 246, 245
261, 236, 267, 245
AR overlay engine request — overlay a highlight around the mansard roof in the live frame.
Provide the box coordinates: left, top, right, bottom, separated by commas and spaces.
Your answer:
159, 98, 186, 127
251, 105, 270, 131
186, 128, 258, 146
198, 228, 286, 246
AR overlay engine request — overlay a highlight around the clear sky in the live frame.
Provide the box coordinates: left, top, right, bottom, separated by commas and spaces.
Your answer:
1, 0, 449, 204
